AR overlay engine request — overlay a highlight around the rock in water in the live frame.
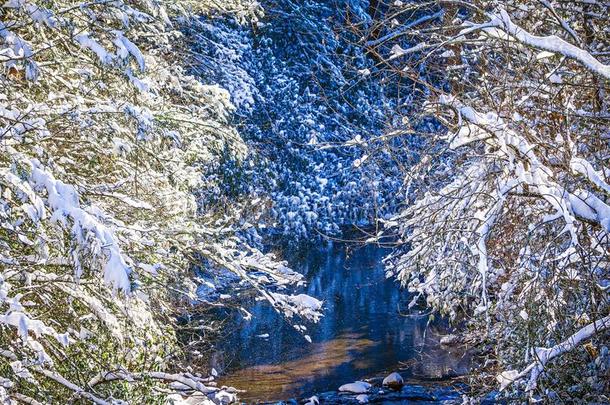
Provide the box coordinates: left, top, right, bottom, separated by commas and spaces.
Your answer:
356, 394, 369, 403
338, 381, 371, 394
382, 372, 404, 390
304, 395, 319, 405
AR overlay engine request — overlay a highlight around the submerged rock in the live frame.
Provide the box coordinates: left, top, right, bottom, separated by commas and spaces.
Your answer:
338, 381, 371, 394
382, 372, 404, 391
355, 394, 368, 403
383, 385, 435, 401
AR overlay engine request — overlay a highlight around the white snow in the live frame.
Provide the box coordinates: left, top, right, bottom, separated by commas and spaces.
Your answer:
338, 381, 371, 394
501, 315, 610, 391
304, 396, 319, 405
30, 161, 132, 291
497, 370, 520, 391
570, 157, 610, 195
465, 7, 610, 79
366, 11, 444, 48
113, 31, 146, 71
75, 33, 112, 65
269, 292, 323, 322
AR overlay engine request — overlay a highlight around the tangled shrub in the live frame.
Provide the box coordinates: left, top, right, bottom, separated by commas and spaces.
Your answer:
0, 1, 321, 403
369, 0, 610, 401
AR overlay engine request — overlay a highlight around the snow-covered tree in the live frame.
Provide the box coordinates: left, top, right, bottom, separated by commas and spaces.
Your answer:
184, 0, 409, 242
0, 1, 321, 403
372, 1, 609, 401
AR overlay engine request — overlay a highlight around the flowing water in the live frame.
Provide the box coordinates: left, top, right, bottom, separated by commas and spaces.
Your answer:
214, 242, 470, 402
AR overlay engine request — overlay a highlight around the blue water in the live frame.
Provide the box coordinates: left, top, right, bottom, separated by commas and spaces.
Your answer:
216, 243, 470, 401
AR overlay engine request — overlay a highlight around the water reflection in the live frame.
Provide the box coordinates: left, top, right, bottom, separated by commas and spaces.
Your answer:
224, 332, 376, 400
215, 243, 469, 401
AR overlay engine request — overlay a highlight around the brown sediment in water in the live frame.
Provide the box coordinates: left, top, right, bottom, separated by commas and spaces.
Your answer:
211, 245, 475, 402
218, 332, 376, 401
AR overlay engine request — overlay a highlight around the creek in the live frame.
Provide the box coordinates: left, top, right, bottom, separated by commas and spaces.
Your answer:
213, 242, 471, 402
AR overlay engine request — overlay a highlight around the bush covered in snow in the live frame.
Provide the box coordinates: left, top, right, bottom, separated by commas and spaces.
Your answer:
371, 1, 610, 401
0, 1, 321, 402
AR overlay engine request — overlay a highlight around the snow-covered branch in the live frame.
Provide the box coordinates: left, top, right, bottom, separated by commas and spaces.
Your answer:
378, 1, 609, 400
0, 0, 318, 403
468, 7, 610, 80
498, 314, 610, 391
